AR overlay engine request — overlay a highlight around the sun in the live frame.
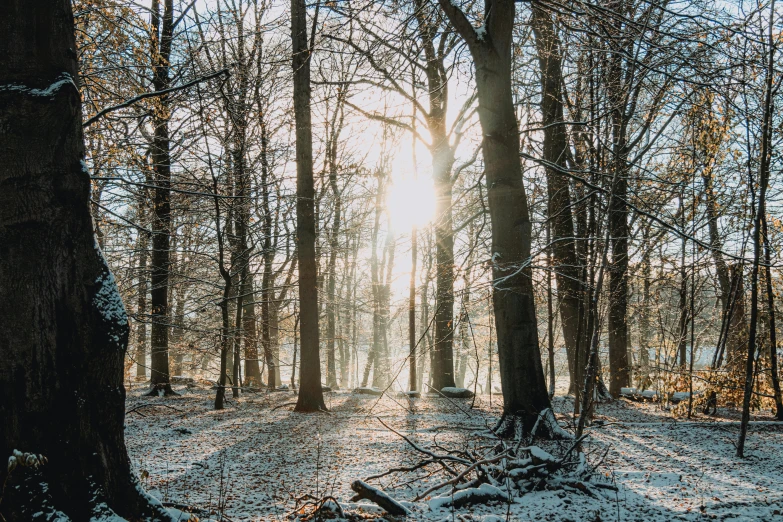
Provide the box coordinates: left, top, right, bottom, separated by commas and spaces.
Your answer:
387, 174, 435, 232
386, 137, 435, 232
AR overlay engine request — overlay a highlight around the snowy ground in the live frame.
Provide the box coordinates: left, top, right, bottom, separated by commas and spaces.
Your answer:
125, 385, 783, 521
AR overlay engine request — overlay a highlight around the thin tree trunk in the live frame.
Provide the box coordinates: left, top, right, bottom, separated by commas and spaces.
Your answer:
677, 194, 688, 368
531, 4, 582, 397
409, 227, 418, 391
738, 1, 775, 455
136, 226, 149, 380
148, 0, 175, 396
546, 219, 556, 398
762, 215, 782, 419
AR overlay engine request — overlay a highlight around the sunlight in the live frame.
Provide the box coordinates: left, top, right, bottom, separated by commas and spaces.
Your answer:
387, 137, 435, 232
387, 174, 435, 232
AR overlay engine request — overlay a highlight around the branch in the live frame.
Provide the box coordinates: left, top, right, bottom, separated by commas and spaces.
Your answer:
437, 0, 480, 49
83, 68, 230, 127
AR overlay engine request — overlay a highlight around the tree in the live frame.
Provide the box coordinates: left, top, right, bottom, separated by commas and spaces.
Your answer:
530, 3, 584, 396
147, 0, 176, 396
292, 0, 327, 412
0, 1, 174, 519
438, 0, 553, 436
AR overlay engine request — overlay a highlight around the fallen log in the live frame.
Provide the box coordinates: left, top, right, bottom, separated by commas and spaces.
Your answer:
353, 387, 383, 396
428, 483, 510, 509
350, 480, 409, 516
440, 387, 475, 398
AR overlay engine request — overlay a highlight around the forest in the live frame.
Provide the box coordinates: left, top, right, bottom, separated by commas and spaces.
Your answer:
0, 0, 781, 520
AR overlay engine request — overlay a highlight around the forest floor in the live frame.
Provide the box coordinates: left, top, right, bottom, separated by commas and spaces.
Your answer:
125, 384, 783, 522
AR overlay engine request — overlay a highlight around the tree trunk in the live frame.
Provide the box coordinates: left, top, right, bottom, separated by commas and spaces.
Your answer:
725, 265, 748, 367
738, 6, 775, 455
677, 195, 688, 368
325, 133, 342, 388
0, 2, 175, 519
418, 247, 432, 392
438, 0, 552, 436
701, 168, 732, 318
292, 0, 326, 411
136, 224, 149, 380
762, 214, 783, 419
148, 0, 175, 396
170, 283, 186, 376
531, 4, 583, 397
606, 119, 630, 397
243, 277, 261, 387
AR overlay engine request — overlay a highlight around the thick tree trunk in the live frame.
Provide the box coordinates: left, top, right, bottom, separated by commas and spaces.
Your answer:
438, 0, 552, 435
409, 1, 457, 391
0, 2, 175, 519
432, 147, 456, 390
292, 0, 326, 411
607, 126, 630, 397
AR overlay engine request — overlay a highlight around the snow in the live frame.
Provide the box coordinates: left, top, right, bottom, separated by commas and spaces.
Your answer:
476, 24, 487, 42
0, 73, 77, 98
527, 446, 556, 464
92, 243, 128, 331
124, 387, 783, 521
428, 483, 509, 510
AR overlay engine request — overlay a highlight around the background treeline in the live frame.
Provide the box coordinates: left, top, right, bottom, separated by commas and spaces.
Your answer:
77, 0, 781, 417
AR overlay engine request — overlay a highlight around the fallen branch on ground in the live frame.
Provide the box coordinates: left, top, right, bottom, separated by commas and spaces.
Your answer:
350, 480, 410, 516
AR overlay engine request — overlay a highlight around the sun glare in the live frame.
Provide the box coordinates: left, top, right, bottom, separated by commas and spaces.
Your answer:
387, 175, 436, 232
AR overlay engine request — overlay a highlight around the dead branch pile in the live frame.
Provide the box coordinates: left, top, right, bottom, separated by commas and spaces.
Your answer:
355, 413, 617, 513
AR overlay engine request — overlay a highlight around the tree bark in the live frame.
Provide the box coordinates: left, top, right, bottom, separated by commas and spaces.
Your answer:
413, 1, 457, 391
136, 222, 149, 380
292, 0, 326, 411
0, 1, 175, 518
148, 0, 175, 395
438, 0, 552, 435
531, 4, 583, 397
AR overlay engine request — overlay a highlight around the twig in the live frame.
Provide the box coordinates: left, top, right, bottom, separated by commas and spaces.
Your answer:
377, 417, 472, 465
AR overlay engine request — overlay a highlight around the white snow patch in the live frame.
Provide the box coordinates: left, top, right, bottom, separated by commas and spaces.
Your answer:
93, 242, 128, 330
93, 268, 128, 327
0, 73, 77, 98
428, 483, 510, 510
